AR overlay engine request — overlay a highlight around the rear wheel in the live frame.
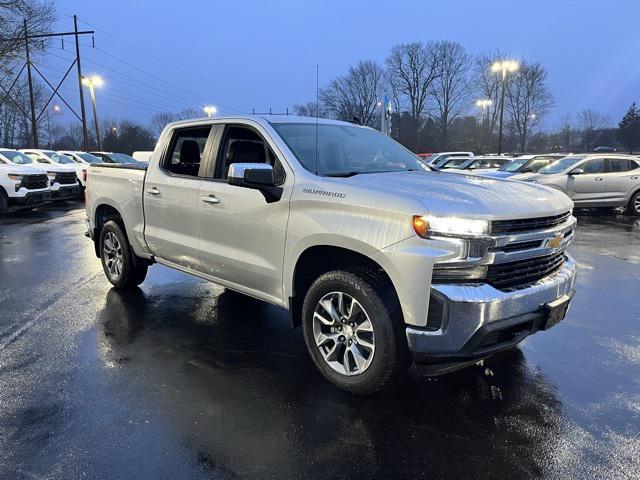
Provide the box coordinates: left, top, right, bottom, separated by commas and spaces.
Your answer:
626, 191, 640, 216
100, 220, 148, 288
301, 270, 410, 395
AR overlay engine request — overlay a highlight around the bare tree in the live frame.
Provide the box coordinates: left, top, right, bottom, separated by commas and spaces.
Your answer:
293, 101, 328, 118
385, 41, 440, 124
473, 50, 509, 135
505, 61, 554, 151
320, 60, 384, 128
149, 112, 179, 137
577, 109, 610, 132
432, 41, 472, 149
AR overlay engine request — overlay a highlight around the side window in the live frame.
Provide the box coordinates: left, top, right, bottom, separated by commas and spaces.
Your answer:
163, 126, 211, 177
580, 158, 604, 174
215, 125, 285, 184
607, 159, 638, 173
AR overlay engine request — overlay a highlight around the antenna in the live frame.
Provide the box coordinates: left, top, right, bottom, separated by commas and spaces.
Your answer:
315, 64, 319, 176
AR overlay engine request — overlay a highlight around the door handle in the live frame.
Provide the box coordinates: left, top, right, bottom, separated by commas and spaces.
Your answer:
631, 176, 639, 180
201, 194, 220, 204
147, 187, 160, 195
594, 177, 604, 181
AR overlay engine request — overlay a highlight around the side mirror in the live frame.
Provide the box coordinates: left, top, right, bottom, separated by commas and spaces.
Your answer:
569, 168, 584, 176
228, 163, 275, 188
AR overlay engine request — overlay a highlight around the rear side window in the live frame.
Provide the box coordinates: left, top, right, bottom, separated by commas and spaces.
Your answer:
606, 159, 639, 173
163, 126, 211, 177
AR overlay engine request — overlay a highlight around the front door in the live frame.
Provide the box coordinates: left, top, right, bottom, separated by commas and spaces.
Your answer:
143, 124, 214, 272
567, 158, 605, 205
198, 123, 291, 302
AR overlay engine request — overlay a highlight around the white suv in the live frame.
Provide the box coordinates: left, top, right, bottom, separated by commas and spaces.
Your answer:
6, 149, 79, 200
20, 149, 84, 196
21, 149, 87, 191
0, 149, 52, 215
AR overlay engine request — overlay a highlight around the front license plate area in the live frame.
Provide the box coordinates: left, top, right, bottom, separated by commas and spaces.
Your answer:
542, 296, 571, 330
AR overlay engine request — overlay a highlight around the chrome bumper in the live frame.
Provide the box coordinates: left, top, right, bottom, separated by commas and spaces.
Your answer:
407, 254, 577, 359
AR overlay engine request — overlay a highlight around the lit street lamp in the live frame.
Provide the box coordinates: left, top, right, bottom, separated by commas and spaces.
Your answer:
475, 99, 493, 126
491, 60, 519, 154
203, 105, 217, 118
82, 75, 104, 150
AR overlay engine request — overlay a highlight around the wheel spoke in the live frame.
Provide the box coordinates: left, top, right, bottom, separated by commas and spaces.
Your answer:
350, 344, 368, 371
313, 311, 334, 326
347, 300, 363, 321
342, 347, 351, 375
355, 335, 374, 352
355, 318, 373, 333
319, 298, 341, 324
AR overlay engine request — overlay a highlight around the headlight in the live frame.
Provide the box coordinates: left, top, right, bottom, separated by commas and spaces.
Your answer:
413, 215, 490, 238
8, 174, 23, 181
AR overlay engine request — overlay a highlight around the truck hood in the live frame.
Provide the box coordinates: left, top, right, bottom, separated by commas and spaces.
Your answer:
0, 164, 45, 175
343, 170, 573, 219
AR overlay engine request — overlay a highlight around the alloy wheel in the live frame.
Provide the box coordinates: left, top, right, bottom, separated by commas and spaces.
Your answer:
103, 232, 123, 279
312, 291, 375, 376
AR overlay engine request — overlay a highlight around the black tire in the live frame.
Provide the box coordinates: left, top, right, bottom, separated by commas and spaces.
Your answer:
99, 220, 148, 289
626, 191, 640, 216
0, 189, 8, 216
301, 269, 410, 395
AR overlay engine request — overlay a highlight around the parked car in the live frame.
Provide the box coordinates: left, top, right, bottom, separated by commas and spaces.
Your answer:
427, 151, 474, 168
513, 154, 640, 215
58, 150, 103, 165
444, 156, 513, 174
1, 149, 79, 201
0, 149, 52, 215
90, 151, 141, 164
85, 116, 577, 394
21, 149, 87, 191
482, 154, 569, 179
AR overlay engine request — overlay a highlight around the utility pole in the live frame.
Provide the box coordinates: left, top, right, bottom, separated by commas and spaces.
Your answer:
24, 19, 38, 148
74, 15, 90, 151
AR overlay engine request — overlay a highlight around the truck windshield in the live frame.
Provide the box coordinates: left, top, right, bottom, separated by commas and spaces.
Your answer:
1, 150, 34, 164
272, 123, 428, 176
539, 157, 580, 174
43, 151, 75, 164
500, 159, 528, 172
78, 153, 101, 163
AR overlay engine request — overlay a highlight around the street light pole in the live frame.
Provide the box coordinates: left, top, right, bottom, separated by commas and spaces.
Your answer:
491, 60, 519, 155
82, 75, 103, 150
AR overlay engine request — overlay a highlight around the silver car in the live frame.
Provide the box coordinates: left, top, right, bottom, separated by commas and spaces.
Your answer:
513, 154, 640, 215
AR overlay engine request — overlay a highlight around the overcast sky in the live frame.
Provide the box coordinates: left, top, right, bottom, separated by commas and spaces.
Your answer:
46, 0, 640, 129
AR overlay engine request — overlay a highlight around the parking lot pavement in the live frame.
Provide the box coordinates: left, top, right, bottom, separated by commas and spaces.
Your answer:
0, 203, 639, 479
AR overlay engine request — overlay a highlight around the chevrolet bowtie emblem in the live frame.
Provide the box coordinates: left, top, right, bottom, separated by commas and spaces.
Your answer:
547, 234, 563, 249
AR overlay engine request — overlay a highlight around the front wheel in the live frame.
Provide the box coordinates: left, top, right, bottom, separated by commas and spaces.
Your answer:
626, 191, 640, 216
0, 190, 8, 216
301, 270, 410, 395
99, 220, 148, 288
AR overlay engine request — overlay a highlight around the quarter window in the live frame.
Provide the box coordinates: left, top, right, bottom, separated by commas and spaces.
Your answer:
606, 159, 639, 173
163, 126, 211, 177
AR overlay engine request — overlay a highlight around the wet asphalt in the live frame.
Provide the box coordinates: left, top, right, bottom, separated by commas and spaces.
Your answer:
0, 201, 639, 480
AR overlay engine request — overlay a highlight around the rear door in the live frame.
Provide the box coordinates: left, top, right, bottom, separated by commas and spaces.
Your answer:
197, 122, 291, 302
143, 124, 214, 272
602, 158, 640, 205
567, 158, 605, 205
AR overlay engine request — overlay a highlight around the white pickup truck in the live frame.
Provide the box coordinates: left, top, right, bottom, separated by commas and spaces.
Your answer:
85, 116, 577, 394
0, 149, 52, 215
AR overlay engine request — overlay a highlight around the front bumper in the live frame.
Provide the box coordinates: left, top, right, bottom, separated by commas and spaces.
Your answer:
8, 190, 52, 208
51, 185, 80, 199
407, 254, 577, 362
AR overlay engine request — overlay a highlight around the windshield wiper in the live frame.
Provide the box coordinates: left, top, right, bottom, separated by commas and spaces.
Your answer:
323, 171, 361, 177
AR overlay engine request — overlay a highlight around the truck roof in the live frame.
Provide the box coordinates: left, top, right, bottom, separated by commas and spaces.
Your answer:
166, 115, 364, 129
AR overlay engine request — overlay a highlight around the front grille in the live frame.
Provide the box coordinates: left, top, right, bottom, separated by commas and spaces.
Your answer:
499, 240, 543, 253
55, 172, 78, 185
487, 251, 566, 291
491, 211, 571, 234
21, 174, 49, 190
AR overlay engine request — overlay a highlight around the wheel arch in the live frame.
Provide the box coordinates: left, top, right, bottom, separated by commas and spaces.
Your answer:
288, 244, 403, 329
